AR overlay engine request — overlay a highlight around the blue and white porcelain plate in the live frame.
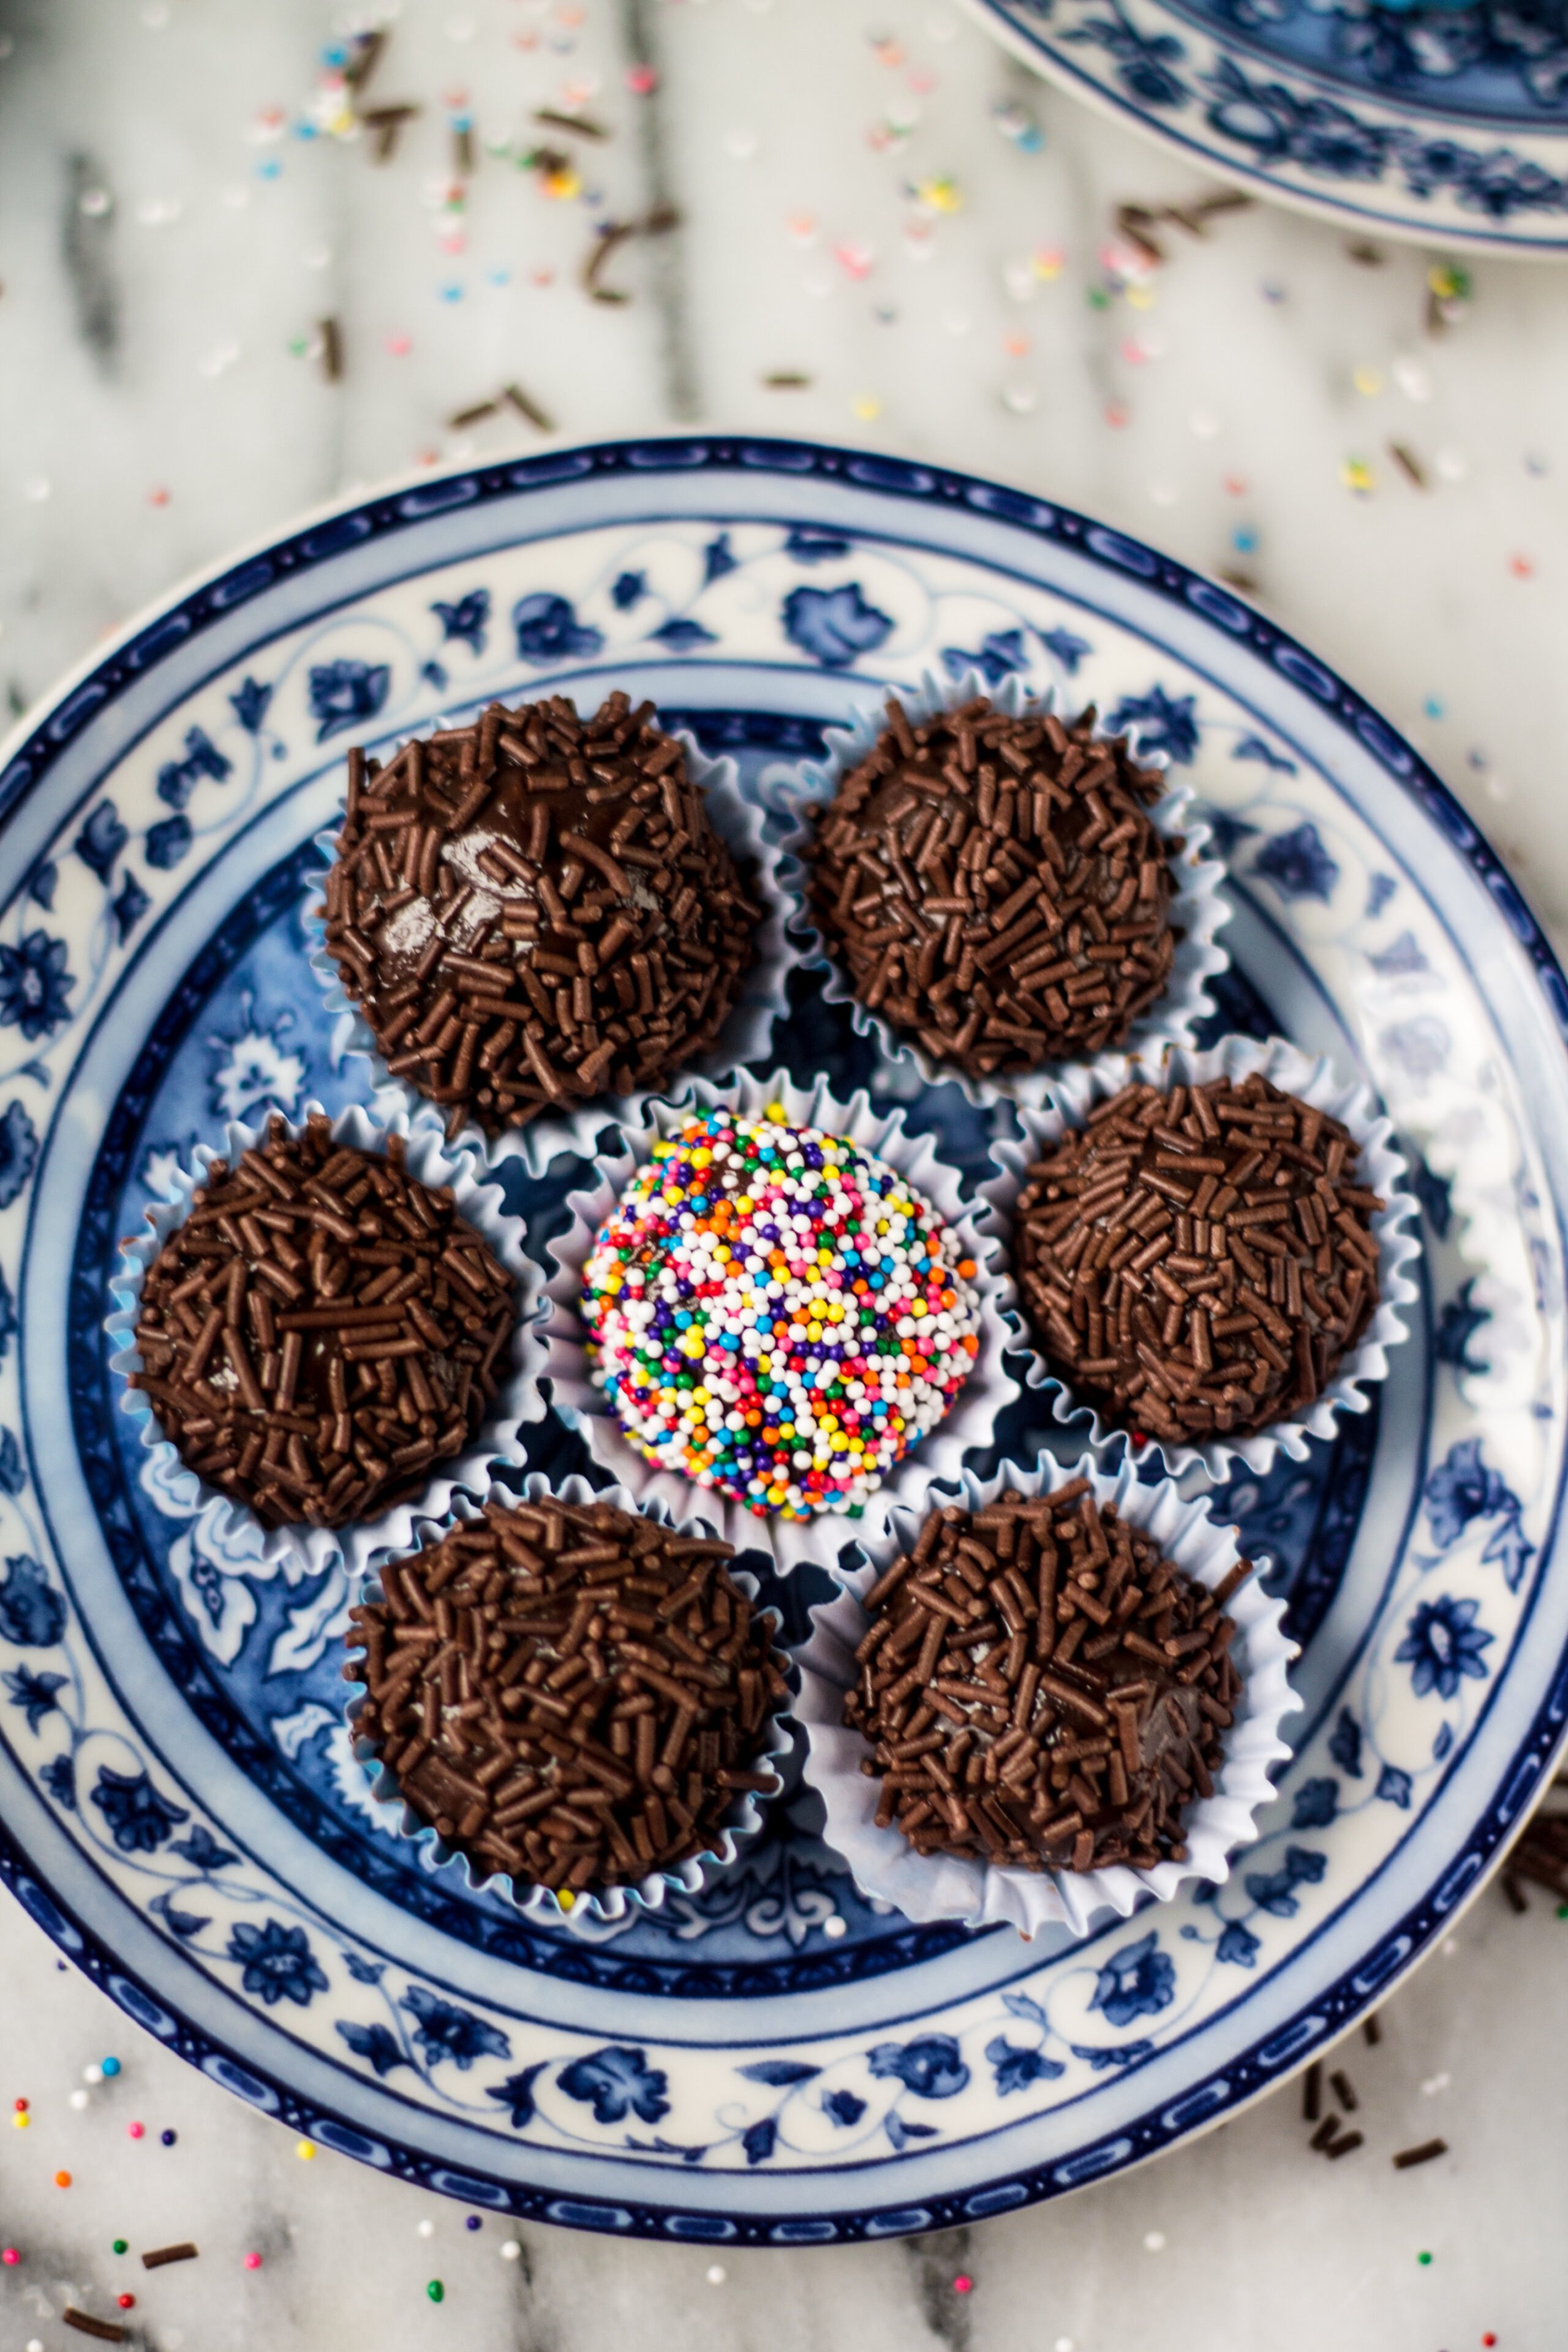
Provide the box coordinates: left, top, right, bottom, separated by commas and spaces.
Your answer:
2, 435, 1565, 2242
967, 0, 1568, 250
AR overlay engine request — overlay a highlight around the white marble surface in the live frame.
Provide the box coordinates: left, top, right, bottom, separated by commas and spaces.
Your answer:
1, 0, 1567, 2343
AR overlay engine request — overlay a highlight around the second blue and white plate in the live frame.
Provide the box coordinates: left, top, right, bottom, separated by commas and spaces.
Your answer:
0, 435, 1564, 2241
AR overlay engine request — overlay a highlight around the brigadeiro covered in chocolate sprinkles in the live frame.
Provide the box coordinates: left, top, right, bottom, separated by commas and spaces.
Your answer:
1012, 1070, 1384, 1446
345, 1496, 790, 1896
320, 691, 763, 1136
803, 693, 1178, 1077
843, 1486, 1253, 1874
127, 1113, 516, 1531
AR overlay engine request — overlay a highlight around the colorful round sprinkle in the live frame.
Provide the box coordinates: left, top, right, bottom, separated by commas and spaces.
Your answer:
244, 2253, 263, 2271
127, 2122, 145, 2140
116, 2297, 135, 2312
1, 2247, 18, 2266
54, 2171, 71, 2188
160, 2128, 176, 2146
427, 2280, 445, 2303
582, 1107, 981, 1519
100, 2057, 121, 2078
113, 2241, 127, 2256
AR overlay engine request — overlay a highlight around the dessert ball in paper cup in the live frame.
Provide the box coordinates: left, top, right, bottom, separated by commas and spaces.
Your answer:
794, 1452, 1298, 1940
343, 1475, 795, 1925
541, 1070, 1019, 1574
106, 1096, 546, 1583
765, 667, 1229, 1113
981, 1033, 1422, 1485
306, 690, 793, 1176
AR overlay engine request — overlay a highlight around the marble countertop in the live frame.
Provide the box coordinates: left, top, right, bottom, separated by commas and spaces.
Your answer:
1, 1, 1566, 2345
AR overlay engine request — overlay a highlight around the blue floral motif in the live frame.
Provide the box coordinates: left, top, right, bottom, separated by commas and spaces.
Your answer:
742, 2116, 778, 2164
1089, 1931, 1176, 2027
341, 1951, 385, 1985
145, 816, 192, 872
1107, 685, 1199, 764
822, 2088, 867, 2127
781, 583, 894, 669
1425, 1438, 1511, 1545
785, 527, 853, 564
89, 1765, 189, 1853
0, 1555, 66, 1646
884, 2113, 940, 2148
1040, 624, 1093, 673
421, 660, 447, 692
1072, 2038, 1155, 2070
1366, 873, 1398, 918
1216, 1920, 1262, 1967
168, 1823, 239, 1871
1377, 1762, 1413, 1808
611, 570, 647, 609
431, 588, 490, 652
3, 1665, 67, 1740
40, 1755, 75, 1811
1329, 1708, 1364, 1777
986, 2037, 1066, 2094
1204, 55, 1394, 177
650, 617, 718, 652
1206, 0, 1568, 111
28, 864, 56, 911
866, 2035, 970, 2098
309, 658, 391, 742
1254, 820, 1340, 902
485, 2062, 546, 2126
512, 592, 604, 666
941, 628, 1029, 687
558, 2044, 669, 2125
401, 1985, 511, 2072
0, 1270, 14, 1363
0, 931, 75, 1041
111, 872, 151, 942
3, 1665, 67, 1730
75, 801, 128, 883
1396, 1594, 1493, 1700
1434, 1278, 1490, 1375
1244, 1844, 1328, 1916
227, 1918, 330, 2008
1367, 929, 1428, 976
1065, 2, 1191, 104
703, 532, 737, 583
337, 2020, 412, 2077
1291, 1776, 1340, 1830
1433, 1720, 1455, 1762
1380, 1016, 1450, 1079
737, 2060, 821, 2086
1232, 734, 1297, 774
151, 1891, 209, 1942
1207, 811, 1260, 858
156, 726, 232, 809
0, 1428, 23, 1496
0, 1099, 38, 1208
230, 677, 272, 733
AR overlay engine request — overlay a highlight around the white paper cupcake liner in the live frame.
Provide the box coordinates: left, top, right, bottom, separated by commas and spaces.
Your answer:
794, 1450, 1299, 1940
540, 1068, 1020, 1574
304, 718, 793, 1175
345, 1473, 796, 1926
981, 1033, 1423, 1485
106, 1095, 548, 1584
763, 667, 1231, 1114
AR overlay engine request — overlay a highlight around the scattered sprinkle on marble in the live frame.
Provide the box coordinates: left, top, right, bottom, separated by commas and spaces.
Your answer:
127, 2122, 144, 2139
500, 2241, 521, 2261
706, 2264, 726, 2285
427, 2280, 445, 2303
465, 2217, 482, 2231
244, 2253, 263, 2271
1, 2247, 18, 2265
418, 2220, 435, 2238
55, 2170, 72, 2187
69, 2090, 90, 2112
1144, 2231, 1166, 2252
952, 2273, 974, 2293
160, 2129, 176, 2146
296, 2139, 316, 2160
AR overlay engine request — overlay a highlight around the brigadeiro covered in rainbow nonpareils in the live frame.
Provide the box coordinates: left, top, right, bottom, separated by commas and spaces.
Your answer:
579, 1105, 982, 1520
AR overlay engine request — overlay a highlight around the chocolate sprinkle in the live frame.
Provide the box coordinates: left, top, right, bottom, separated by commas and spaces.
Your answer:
141, 2244, 198, 2271
1012, 1072, 1384, 1445
346, 1499, 790, 1893
63, 2316, 124, 2344
129, 1114, 514, 1531
1392, 2138, 1449, 2169
804, 694, 1178, 1077
842, 1487, 1251, 1873
321, 690, 761, 1138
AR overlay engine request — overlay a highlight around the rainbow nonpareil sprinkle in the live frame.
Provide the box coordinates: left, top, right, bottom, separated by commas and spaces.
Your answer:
582, 1107, 981, 1519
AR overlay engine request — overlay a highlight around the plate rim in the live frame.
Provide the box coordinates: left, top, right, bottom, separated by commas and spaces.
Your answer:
957, 0, 1568, 255
4, 431, 1567, 2238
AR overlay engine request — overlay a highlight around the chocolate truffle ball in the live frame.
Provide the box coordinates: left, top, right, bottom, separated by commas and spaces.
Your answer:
128, 1114, 515, 1530
845, 1487, 1251, 1874
1012, 1072, 1383, 1446
347, 1498, 788, 1893
804, 695, 1177, 1077
321, 691, 762, 1137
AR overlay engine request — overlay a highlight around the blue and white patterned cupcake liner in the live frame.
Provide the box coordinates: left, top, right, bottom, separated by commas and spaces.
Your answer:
540, 1066, 1020, 1575
105, 1094, 548, 1586
763, 666, 1231, 1114
794, 1449, 1299, 1941
979, 1032, 1423, 1486
345, 1472, 796, 1926
304, 717, 793, 1176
